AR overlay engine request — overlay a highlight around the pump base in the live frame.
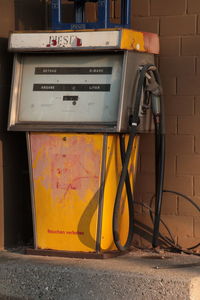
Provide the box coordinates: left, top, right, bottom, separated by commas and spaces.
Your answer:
27, 133, 139, 254
25, 248, 125, 259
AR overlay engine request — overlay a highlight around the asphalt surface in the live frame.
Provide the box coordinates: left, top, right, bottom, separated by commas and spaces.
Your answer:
0, 249, 200, 299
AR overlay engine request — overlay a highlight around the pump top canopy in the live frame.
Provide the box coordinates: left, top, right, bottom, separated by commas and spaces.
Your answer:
9, 29, 159, 54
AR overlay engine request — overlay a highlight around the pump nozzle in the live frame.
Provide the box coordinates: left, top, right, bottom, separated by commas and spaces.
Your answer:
151, 95, 161, 116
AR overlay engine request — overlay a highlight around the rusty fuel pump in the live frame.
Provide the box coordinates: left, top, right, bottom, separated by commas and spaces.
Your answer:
8, 0, 164, 257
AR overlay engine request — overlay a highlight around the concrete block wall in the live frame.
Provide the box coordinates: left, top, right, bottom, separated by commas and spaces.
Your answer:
14, 0, 46, 30
132, 0, 200, 251
0, 0, 15, 249
1, 0, 200, 252
0, 0, 47, 249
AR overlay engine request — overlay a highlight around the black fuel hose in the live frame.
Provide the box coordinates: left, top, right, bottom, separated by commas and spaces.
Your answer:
113, 64, 157, 251
119, 134, 135, 241
149, 190, 200, 252
151, 70, 165, 248
152, 121, 165, 248
113, 66, 199, 252
112, 131, 137, 251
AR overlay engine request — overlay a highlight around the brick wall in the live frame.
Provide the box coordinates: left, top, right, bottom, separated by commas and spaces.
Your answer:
14, 0, 46, 30
0, 0, 15, 249
132, 0, 200, 251
0, 0, 47, 249
1, 0, 199, 251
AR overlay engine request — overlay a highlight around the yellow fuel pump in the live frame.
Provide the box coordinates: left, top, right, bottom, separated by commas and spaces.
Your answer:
8, 29, 159, 257
8, 0, 162, 257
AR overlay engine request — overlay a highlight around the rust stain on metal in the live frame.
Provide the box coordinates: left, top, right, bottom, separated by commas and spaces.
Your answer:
31, 134, 101, 203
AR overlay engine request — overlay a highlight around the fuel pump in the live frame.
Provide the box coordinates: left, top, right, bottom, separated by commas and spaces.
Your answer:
8, 0, 163, 257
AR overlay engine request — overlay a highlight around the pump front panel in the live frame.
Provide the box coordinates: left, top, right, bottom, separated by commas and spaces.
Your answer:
9, 51, 155, 133
19, 54, 123, 124
9, 52, 128, 132
29, 133, 103, 252
28, 132, 139, 252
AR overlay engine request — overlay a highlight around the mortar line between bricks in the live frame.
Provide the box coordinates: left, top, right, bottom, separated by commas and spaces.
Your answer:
192, 216, 195, 238
192, 135, 195, 154
175, 116, 178, 135
177, 195, 180, 216
194, 96, 199, 115
158, 17, 160, 35
179, 36, 182, 56
193, 175, 195, 197
195, 14, 198, 35
147, 0, 150, 17
194, 135, 197, 154
192, 175, 195, 197
195, 56, 198, 75
175, 155, 178, 176
185, 0, 188, 14
176, 194, 178, 216
175, 76, 177, 95
149, 0, 151, 16
192, 96, 195, 115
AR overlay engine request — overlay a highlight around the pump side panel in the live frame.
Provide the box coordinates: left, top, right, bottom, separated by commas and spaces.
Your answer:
29, 133, 103, 252
101, 135, 140, 251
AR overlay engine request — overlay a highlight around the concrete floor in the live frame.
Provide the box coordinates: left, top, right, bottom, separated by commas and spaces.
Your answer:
0, 248, 200, 300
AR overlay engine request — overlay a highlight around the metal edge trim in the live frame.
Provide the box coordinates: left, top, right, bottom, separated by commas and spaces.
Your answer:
8, 47, 120, 53
8, 54, 22, 130
95, 134, 108, 253
26, 132, 37, 249
117, 51, 128, 132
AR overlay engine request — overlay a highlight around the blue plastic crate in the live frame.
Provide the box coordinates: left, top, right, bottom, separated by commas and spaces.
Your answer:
51, 0, 131, 30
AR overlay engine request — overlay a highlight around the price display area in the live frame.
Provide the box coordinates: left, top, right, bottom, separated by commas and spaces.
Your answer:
9, 53, 123, 131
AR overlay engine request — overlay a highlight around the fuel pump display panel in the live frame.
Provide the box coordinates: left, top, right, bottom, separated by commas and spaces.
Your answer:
9, 51, 155, 132
15, 54, 123, 126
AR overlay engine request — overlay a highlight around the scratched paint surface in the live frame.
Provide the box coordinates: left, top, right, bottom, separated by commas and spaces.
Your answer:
30, 133, 103, 252
31, 134, 100, 202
